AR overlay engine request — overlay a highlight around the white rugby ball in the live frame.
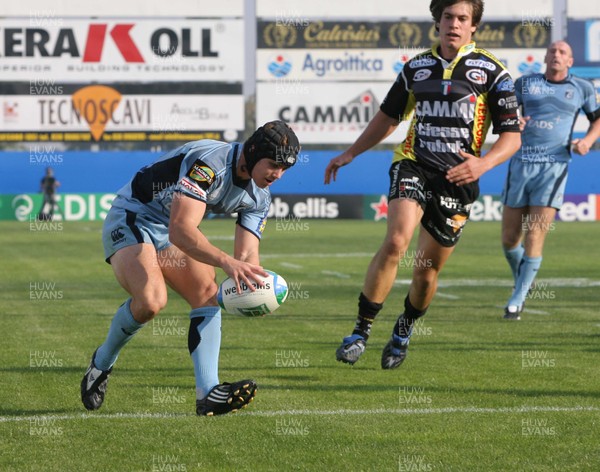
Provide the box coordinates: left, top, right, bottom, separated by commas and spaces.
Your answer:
217, 270, 288, 317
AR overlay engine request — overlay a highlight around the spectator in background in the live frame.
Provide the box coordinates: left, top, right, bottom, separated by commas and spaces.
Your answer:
38, 167, 60, 220
500, 40, 600, 320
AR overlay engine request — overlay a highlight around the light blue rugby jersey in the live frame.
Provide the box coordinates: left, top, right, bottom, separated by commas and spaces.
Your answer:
110, 140, 270, 239
514, 73, 600, 163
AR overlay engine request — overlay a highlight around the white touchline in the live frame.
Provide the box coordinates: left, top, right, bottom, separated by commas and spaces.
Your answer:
396, 278, 600, 288
279, 262, 304, 269
321, 270, 351, 279
2, 406, 599, 423
262, 252, 373, 259
207, 235, 235, 241
434, 292, 460, 300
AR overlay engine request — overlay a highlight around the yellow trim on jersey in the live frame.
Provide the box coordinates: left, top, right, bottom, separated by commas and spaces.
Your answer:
475, 47, 509, 72
392, 92, 417, 163
471, 92, 491, 156
431, 41, 477, 79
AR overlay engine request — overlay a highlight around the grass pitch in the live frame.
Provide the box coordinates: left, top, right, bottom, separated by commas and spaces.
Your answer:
1, 219, 599, 471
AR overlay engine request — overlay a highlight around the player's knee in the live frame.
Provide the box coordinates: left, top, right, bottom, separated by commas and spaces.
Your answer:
382, 234, 411, 260
501, 220, 523, 248
502, 229, 521, 248
134, 295, 167, 322
196, 281, 219, 306
412, 268, 439, 292
203, 281, 219, 302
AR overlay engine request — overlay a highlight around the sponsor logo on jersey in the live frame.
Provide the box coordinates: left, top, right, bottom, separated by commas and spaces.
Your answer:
472, 101, 488, 150
465, 59, 497, 71
500, 118, 519, 127
419, 138, 463, 153
446, 214, 468, 232
257, 217, 267, 235
527, 119, 555, 130
415, 99, 475, 120
441, 80, 452, 95
110, 227, 126, 243
188, 163, 215, 184
398, 176, 423, 193
440, 196, 471, 212
466, 69, 487, 85
498, 96, 519, 108
496, 78, 515, 92
416, 123, 470, 139
413, 69, 432, 81
409, 56, 436, 69
178, 177, 206, 198
564, 89, 574, 100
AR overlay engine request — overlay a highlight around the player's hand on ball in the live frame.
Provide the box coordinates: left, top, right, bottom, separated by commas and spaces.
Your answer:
222, 259, 268, 293
218, 270, 289, 316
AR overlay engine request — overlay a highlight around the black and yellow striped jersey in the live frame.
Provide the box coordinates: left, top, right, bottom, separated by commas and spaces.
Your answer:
381, 41, 520, 172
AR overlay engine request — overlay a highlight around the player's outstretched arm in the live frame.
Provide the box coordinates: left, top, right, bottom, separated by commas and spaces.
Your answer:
324, 110, 400, 184
234, 223, 260, 266
169, 193, 267, 291
446, 131, 521, 186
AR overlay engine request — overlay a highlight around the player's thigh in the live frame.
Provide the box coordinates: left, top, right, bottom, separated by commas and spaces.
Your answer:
502, 205, 528, 247
158, 245, 218, 308
413, 225, 456, 273
385, 198, 423, 250
110, 243, 168, 308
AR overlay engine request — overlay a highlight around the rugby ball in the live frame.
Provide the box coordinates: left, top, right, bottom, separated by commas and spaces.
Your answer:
217, 270, 288, 317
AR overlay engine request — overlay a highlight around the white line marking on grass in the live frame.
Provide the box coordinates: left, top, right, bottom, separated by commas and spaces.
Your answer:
2, 406, 599, 423
395, 279, 412, 285
246, 405, 600, 417
434, 292, 460, 300
321, 270, 351, 279
396, 278, 600, 288
262, 252, 373, 259
0, 412, 187, 423
279, 262, 303, 269
523, 308, 550, 315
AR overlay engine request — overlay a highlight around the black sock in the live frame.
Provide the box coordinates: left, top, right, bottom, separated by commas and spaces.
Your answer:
351, 292, 383, 341
394, 295, 428, 337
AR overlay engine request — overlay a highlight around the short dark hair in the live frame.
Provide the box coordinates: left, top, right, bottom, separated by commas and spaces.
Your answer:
430, 0, 484, 28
